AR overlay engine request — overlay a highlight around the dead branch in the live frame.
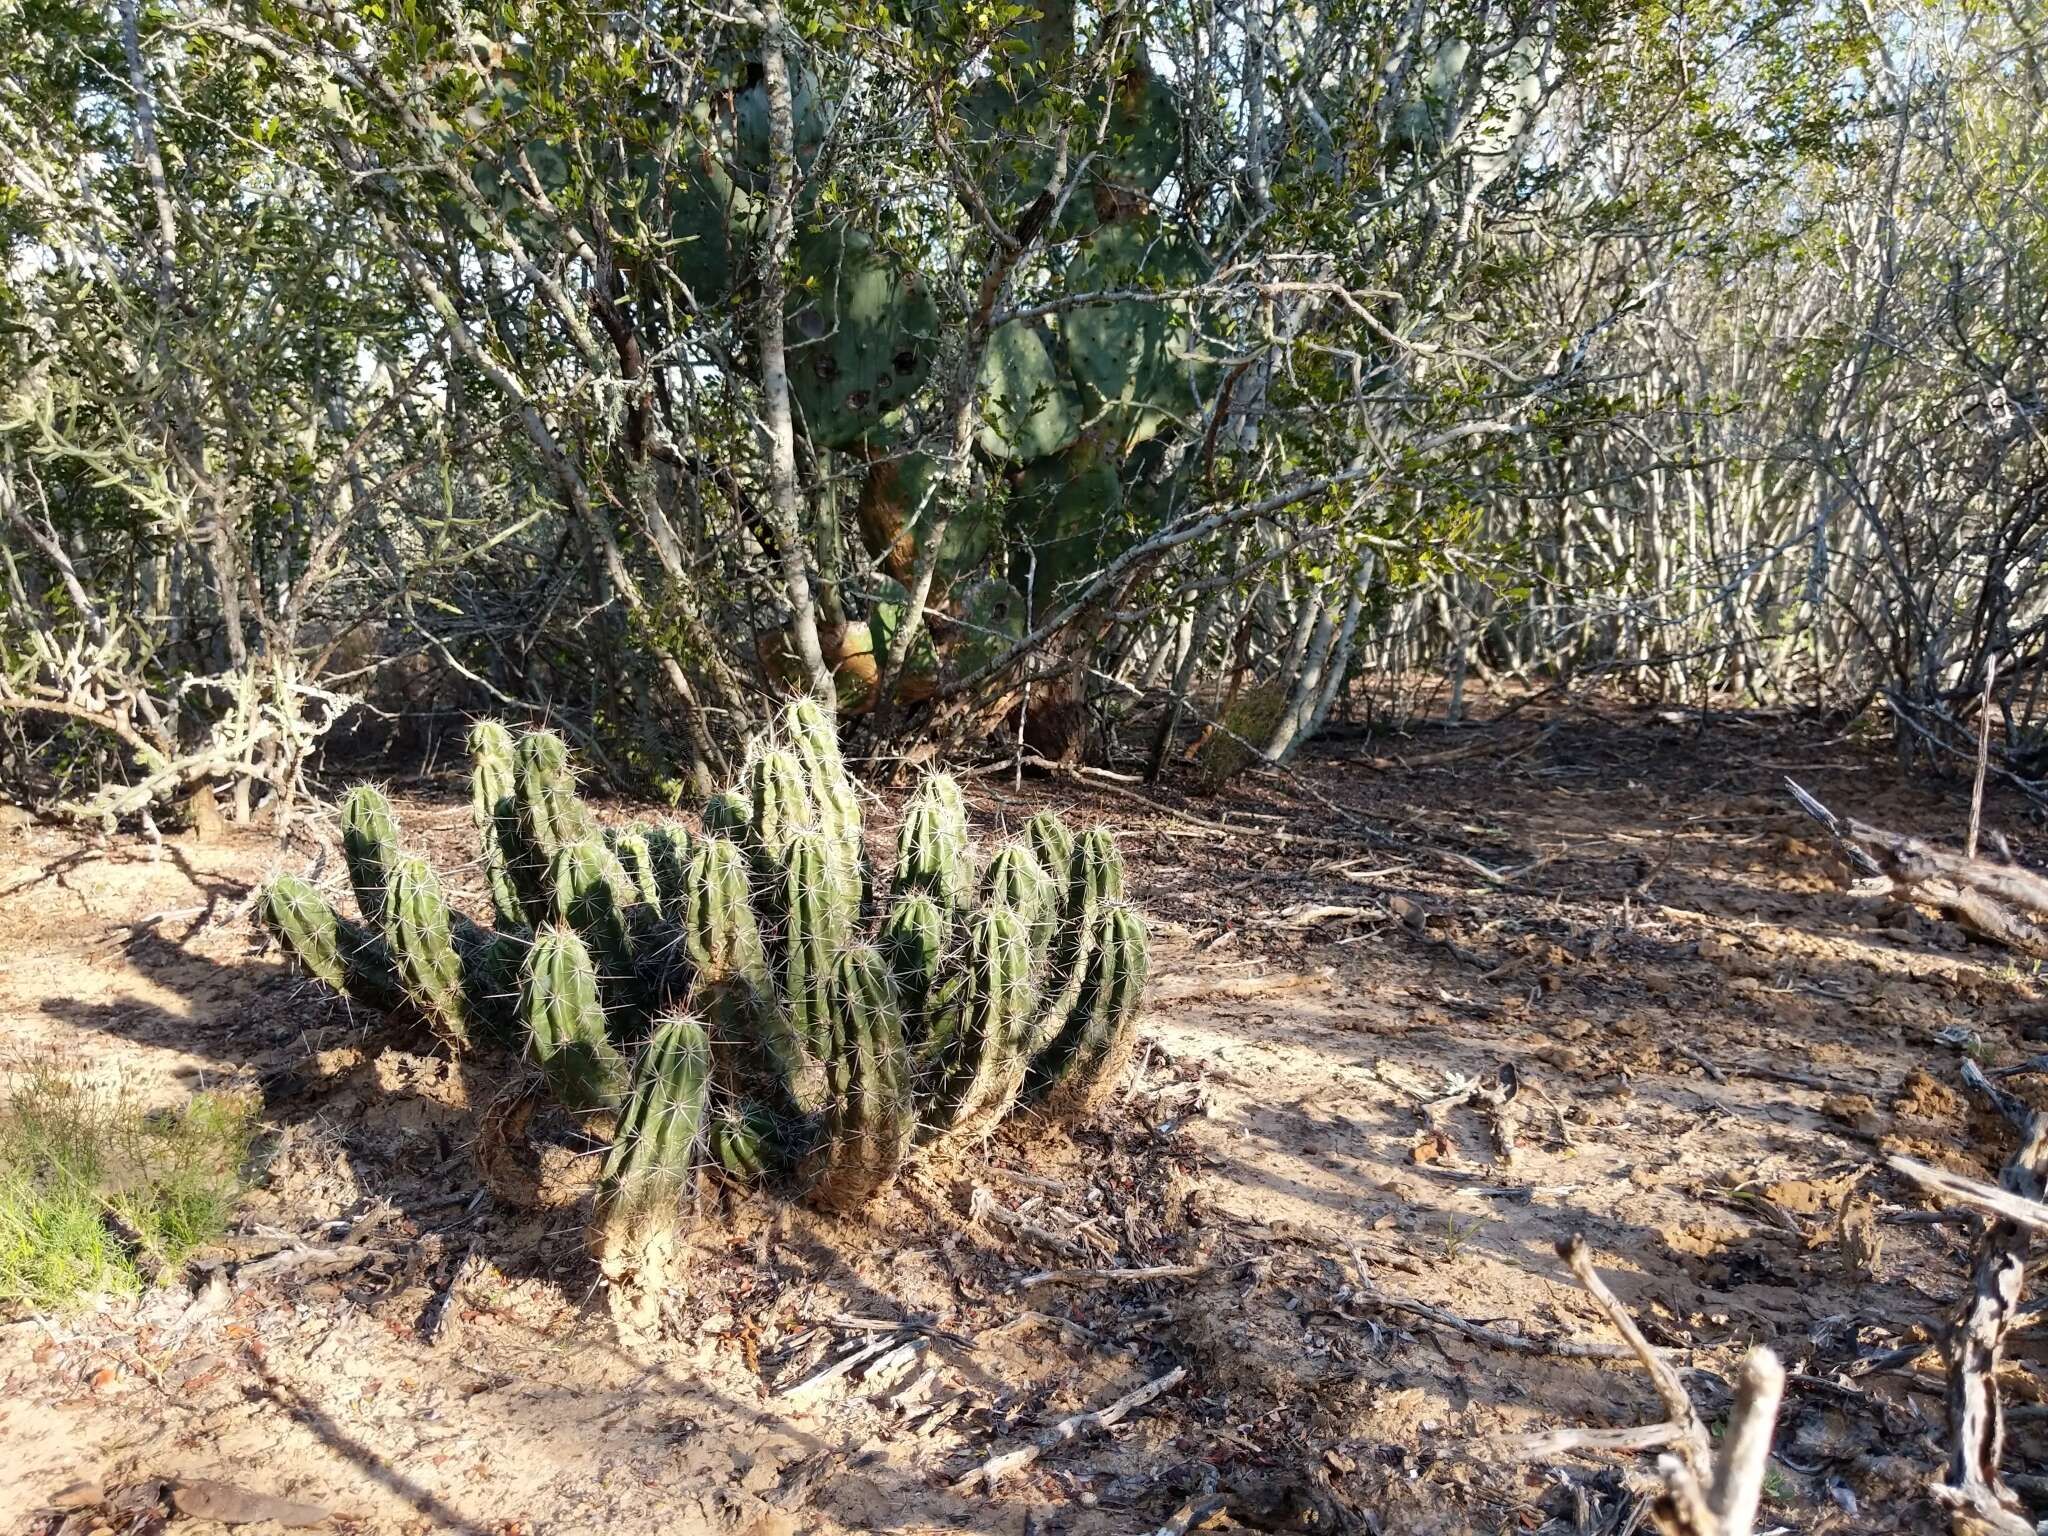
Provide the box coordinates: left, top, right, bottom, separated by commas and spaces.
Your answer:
1015, 1261, 1217, 1289
1536, 1237, 1786, 1536
950, 1363, 1188, 1493
1923, 1061, 2048, 1535
1785, 778, 2048, 956
1888, 1155, 2048, 1238
1558, 1235, 1713, 1477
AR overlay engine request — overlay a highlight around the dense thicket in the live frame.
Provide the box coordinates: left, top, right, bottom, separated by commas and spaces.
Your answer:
2, 0, 2043, 820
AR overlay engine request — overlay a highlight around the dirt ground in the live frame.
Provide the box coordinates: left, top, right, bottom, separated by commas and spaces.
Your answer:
4, 699, 2046, 1536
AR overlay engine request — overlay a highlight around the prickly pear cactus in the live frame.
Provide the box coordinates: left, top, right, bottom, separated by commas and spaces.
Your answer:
805, 946, 914, 1210
1031, 903, 1149, 1117
785, 225, 940, 451
340, 786, 400, 927
522, 927, 627, 1111
591, 1011, 711, 1332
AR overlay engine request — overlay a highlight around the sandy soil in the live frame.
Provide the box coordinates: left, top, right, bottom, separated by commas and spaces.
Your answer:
4, 700, 2045, 1535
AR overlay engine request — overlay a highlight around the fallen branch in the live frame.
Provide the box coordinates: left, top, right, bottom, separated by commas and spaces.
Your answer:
1785, 778, 2048, 956
950, 1363, 1188, 1493
1016, 1261, 1216, 1289
1533, 1237, 1785, 1536
1888, 1154, 2048, 1238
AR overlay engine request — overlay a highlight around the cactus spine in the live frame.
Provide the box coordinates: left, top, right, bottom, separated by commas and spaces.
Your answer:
805, 946, 914, 1209
592, 1011, 711, 1327
521, 927, 627, 1110
385, 854, 471, 1047
891, 773, 971, 910
468, 721, 526, 928
1031, 903, 1150, 1117
340, 786, 400, 926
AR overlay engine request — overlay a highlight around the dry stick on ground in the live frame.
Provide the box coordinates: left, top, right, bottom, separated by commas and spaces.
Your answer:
1967, 657, 1997, 859
950, 1364, 1188, 1494
1918, 1060, 2048, 1536
1497, 1238, 1786, 1536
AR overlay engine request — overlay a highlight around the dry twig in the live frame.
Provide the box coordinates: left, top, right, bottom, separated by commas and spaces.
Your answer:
950, 1364, 1188, 1493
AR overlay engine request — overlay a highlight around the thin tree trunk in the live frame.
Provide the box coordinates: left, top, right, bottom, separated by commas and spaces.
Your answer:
755, 3, 834, 706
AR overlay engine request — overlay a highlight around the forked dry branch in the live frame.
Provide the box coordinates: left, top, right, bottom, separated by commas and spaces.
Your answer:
1498, 1236, 1787, 1536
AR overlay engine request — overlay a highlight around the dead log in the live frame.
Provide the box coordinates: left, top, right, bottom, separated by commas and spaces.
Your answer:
1784, 778, 2048, 956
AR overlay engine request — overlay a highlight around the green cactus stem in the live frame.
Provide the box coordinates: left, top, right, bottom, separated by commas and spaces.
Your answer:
784, 697, 865, 916
458, 923, 530, 1046
1023, 811, 1076, 894
982, 841, 1057, 961
340, 785, 400, 927
521, 927, 627, 1111
891, 773, 971, 910
805, 946, 915, 1210
591, 1011, 712, 1330
879, 891, 948, 1042
514, 730, 599, 925
261, 874, 402, 1014
709, 1099, 786, 1184
1030, 903, 1150, 1117
648, 823, 694, 917
385, 854, 471, 1048
547, 838, 644, 1016
681, 836, 769, 990
771, 829, 840, 1067
468, 721, 526, 929
918, 904, 1033, 1142
1025, 823, 1124, 1052
702, 790, 751, 841
612, 830, 663, 913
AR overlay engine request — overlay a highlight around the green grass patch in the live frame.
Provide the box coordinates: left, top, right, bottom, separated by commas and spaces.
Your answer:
0, 1068, 259, 1311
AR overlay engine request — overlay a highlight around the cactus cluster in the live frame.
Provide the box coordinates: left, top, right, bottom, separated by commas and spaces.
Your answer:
262, 700, 1150, 1319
